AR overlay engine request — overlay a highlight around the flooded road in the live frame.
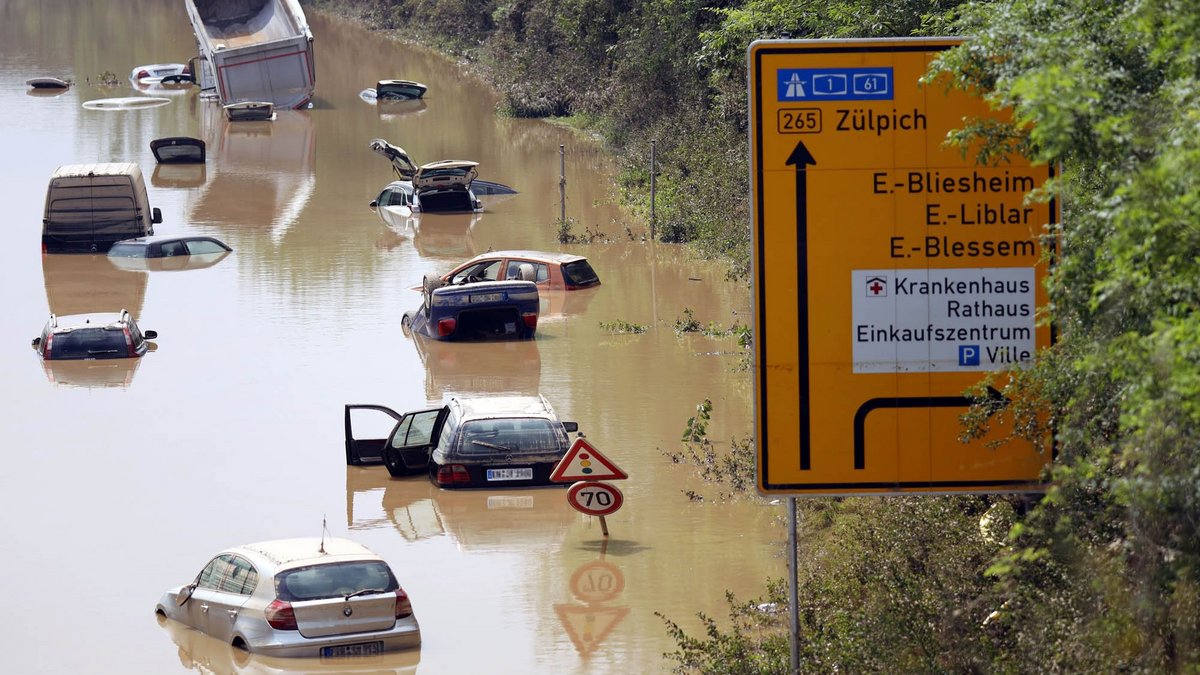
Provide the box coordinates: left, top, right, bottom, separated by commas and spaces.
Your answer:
0, 1, 784, 672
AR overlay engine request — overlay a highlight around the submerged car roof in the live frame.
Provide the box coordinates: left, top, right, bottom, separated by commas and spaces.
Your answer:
450, 395, 559, 421
231, 538, 380, 570
49, 311, 131, 330
461, 250, 588, 265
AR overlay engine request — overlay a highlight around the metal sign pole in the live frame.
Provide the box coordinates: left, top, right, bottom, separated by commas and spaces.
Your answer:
788, 496, 799, 672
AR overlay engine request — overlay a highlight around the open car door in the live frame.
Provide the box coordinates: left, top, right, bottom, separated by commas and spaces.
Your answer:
368, 138, 417, 180
382, 406, 450, 477
345, 404, 404, 466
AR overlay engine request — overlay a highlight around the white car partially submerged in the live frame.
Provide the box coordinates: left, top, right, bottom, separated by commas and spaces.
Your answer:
368, 138, 517, 214
130, 63, 190, 84
156, 538, 421, 658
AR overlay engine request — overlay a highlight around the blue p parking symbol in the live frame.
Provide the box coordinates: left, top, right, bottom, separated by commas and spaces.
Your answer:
959, 345, 980, 366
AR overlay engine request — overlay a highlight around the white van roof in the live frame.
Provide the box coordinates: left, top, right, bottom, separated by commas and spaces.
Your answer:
51, 163, 143, 179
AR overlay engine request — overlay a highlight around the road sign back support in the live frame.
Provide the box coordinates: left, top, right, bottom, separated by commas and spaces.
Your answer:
749, 38, 1055, 495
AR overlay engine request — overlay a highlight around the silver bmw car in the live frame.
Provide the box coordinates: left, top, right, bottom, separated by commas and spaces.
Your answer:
156, 538, 421, 657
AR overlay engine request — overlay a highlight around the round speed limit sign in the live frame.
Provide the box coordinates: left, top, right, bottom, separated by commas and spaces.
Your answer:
566, 481, 624, 516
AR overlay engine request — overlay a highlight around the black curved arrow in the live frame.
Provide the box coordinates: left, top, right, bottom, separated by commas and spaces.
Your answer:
788, 141, 816, 470
853, 387, 1009, 470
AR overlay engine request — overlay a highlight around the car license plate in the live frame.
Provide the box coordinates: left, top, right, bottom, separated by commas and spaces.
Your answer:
470, 292, 503, 303
487, 468, 533, 481
322, 641, 383, 658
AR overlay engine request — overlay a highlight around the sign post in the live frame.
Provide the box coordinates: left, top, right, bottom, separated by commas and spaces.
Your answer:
749, 38, 1057, 670
552, 438, 628, 536
749, 38, 1055, 496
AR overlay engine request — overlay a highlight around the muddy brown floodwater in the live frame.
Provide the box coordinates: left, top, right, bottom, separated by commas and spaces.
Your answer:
0, 1, 786, 672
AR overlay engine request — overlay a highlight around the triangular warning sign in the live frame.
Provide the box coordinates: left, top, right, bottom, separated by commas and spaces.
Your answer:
554, 604, 631, 657
551, 437, 628, 482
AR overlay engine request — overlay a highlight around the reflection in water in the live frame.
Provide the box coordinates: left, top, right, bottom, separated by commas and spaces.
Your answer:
556, 557, 631, 658
372, 203, 482, 260
107, 251, 231, 273
346, 468, 573, 552
404, 326, 542, 399
152, 162, 207, 189
40, 356, 141, 389
189, 106, 315, 244
158, 615, 420, 675
42, 253, 148, 318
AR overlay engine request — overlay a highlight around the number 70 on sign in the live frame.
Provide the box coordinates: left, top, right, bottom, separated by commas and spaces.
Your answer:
567, 481, 624, 517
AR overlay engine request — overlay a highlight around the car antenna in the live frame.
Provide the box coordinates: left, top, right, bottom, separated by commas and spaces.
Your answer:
319, 514, 327, 554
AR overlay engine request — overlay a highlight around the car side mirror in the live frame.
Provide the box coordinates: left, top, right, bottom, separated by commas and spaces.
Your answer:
176, 582, 197, 606
151, 207, 163, 224
562, 422, 578, 433
31, 337, 41, 348
369, 199, 379, 208
143, 330, 158, 340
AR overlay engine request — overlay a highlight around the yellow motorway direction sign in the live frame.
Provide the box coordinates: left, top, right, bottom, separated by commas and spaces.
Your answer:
749, 38, 1055, 495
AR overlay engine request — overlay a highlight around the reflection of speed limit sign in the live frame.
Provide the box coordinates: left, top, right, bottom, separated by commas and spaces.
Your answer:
566, 481, 624, 516
569, 560, 626, 604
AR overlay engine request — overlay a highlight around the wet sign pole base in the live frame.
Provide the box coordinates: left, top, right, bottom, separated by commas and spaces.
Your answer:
749, 37, 1057, 671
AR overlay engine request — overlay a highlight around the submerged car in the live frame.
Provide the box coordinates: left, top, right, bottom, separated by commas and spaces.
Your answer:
364, 79, 427, 100
156, 538, 420, 657
131, 63, 190, 84
108, 235, 231, 259
150, 137, 206, 164
402, 278, 539, 341
368, 138, 516, 213
344, 395, 579, 488
434, 250, 601, 291
32, 310, 157, 360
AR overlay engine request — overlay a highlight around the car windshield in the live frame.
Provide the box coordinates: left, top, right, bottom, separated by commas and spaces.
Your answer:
275, 561, 398, 601
108, 243, 148, 258
459, 418, 564, 455
561, 260, 599, 286
50, 327, 127, 359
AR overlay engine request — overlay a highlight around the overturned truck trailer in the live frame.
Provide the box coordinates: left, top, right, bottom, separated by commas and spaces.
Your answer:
184, 0, 315, 109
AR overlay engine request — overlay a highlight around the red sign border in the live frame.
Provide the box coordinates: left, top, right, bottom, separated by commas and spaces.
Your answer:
566, 481, 624, 516
551, 437, 629, 482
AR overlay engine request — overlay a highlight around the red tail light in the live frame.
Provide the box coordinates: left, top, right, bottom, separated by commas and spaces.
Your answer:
122, 327, 135, 356
43, 334, 53, 359
436, 318, 457, 337
435, 464, 471, 485
395, 589, 413, 618
136, 69, 150, 80
522, 312, 538, 330
265, 599, 298, 630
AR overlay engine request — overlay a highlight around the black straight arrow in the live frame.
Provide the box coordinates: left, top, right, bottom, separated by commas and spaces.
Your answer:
788, 141, 816, 470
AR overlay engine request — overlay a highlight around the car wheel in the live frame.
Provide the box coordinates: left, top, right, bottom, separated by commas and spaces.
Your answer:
382, 447, 408, 477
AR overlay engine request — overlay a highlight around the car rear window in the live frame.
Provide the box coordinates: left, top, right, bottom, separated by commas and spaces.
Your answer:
49, 327, 128, 359
275, 561, 398, 601
108, 242, 148, 258
561, 260, 599, 287
458, 418, 565, 456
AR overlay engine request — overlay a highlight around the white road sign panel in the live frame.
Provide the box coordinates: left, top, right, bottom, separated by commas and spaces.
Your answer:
851, 267, 1036, 373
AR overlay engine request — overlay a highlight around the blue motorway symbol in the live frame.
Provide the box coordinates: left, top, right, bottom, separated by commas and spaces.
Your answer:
777, 68, 893, 102
958, 345, 981, 367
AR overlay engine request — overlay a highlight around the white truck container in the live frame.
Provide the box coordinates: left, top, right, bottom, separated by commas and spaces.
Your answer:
184, 0, 315, 109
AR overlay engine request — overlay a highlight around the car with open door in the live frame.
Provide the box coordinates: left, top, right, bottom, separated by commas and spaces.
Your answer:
345, 395, 579, 488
